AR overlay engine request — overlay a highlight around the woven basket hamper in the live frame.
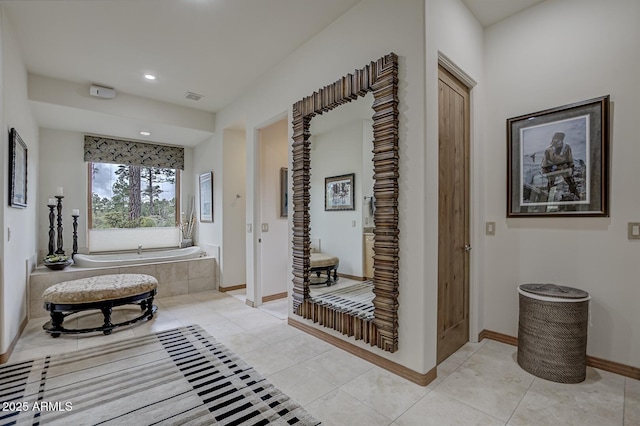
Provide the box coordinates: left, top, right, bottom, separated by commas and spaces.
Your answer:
517, 283, 590, 383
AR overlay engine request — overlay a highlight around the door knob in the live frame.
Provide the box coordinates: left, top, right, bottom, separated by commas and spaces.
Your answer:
464, 244, 472, 252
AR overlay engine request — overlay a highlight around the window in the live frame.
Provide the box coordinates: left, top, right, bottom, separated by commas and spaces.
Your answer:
89, 162, 180, 229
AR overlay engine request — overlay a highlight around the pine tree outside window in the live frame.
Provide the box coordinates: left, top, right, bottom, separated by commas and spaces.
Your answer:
89, 162, 179, 229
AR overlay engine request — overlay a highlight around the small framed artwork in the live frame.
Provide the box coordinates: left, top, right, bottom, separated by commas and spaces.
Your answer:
280, 167, 288, 217
9, 128, 27, 208
199, 172, 213, 222
507, 95, 609, 217
325, 173, 355, 211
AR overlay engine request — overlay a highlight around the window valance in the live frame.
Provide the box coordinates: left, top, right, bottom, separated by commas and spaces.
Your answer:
84, 135, 184, 170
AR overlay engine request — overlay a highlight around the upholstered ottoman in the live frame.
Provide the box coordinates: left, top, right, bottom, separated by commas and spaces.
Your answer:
310, 253, 339, 286
42, 274, 158, 337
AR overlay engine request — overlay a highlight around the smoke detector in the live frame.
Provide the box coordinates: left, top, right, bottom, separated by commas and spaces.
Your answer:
185, 91, 204, 101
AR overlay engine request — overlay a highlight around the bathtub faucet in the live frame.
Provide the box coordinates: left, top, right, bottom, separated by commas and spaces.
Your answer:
138, 244, 142, 255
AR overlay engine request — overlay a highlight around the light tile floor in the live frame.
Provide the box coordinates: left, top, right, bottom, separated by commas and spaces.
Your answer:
9, 290, 639, 426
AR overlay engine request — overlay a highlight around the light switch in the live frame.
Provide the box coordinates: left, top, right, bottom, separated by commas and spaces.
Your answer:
485, 222, 496, 236
246, 224, 252, 233
261, 223, 269, 232
628, 222, 640, 240
352, 220, 356, 227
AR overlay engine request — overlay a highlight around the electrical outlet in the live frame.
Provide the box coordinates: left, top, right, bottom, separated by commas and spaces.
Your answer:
486, 222, 496, 236
261, 223, 269, 232
628, 222, 640, 240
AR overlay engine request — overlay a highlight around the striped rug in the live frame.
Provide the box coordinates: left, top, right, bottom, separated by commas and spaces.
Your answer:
310, 281, 375, 320
0, 325, 320, 425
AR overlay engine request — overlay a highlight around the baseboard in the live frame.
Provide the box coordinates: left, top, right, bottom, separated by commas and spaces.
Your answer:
337, 273, 366, 281
586, 355, 640, 380
478, 329, 640, 380
245, 299, 255, 308
262, 292, 287, 303
289, 317, 436, 386
478, 329, 518, 346
0, 316, 29, 364
218, 284, 246, 292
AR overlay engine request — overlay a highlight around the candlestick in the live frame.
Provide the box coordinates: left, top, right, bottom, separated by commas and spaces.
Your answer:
55, 195, 65, 255
47, 204, 55, 256
72, 214, 79, 259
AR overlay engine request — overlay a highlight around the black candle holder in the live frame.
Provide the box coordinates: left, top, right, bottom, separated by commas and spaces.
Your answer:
47, 202, 56, 256
72, 215, 79, 259
55, 195, 65, 255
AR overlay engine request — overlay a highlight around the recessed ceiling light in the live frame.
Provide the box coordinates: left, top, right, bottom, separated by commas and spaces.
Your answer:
144, 74, 156, 81
140, 131, 151, 136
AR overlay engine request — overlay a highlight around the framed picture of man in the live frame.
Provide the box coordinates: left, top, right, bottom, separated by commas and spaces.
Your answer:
507, 95, 610, 217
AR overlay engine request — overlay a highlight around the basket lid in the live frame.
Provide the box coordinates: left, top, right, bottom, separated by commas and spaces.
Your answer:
519, 283, 589, 299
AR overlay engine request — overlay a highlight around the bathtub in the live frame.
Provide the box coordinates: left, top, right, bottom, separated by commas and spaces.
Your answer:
73, 246, 203, 268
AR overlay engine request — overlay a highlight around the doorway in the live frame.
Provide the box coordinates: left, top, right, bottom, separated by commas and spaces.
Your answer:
255, 118, 289, 307
437, 65, 471, 364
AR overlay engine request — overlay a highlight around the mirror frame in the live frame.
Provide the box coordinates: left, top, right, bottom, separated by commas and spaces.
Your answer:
291, 53, 399, 352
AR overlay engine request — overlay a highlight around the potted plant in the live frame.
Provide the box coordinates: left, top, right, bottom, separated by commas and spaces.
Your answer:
43, 254, 73, 270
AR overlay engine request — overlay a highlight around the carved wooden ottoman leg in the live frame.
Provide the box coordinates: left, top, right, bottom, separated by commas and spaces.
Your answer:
101, 306, 113, 335
145, 296, 155, 320
50, 311, 64, 338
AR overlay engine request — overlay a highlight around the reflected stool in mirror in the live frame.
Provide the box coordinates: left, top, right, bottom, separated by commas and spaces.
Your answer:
310, 253, 339, 286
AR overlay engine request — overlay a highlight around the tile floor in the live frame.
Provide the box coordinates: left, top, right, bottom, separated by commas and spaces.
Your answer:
9, 289, 639, 426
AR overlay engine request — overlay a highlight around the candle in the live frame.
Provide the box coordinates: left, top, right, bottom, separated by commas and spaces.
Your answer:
47, 198, 56, 206
56, 187, 64, 196
72, 209, 80, 216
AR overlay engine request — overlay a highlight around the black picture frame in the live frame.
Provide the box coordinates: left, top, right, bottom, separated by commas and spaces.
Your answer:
325, 173, 355, 211
280, 167, 288, 217
507, 95, 609, 217
199, 171, 213, 222
9, 128, 27, 208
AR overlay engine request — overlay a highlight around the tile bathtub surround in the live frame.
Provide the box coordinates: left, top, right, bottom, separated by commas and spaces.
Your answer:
28, 257, 216, 318
12, 290, 635, 425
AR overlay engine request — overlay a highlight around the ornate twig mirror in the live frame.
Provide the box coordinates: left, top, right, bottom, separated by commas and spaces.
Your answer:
291, 53, 399, 352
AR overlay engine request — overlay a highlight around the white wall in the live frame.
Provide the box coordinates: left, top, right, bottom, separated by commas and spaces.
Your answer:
482, 0, 640, 367
361, 119, 374, 228
221, 129, 247, 288
38, 129, 86, 255
203, 0, 428, 373
1, 8, 39, 353
258, 119, 288, 298
310, 120, 364, 277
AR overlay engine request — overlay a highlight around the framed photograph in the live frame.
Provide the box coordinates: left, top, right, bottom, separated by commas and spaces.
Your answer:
9, 128, 27, 208
199, 172, 213, 222
507, 95, 609, 217
325, 173, 355, 211
280, 167, 288, 217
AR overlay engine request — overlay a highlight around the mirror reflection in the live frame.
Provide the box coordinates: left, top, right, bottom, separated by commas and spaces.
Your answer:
291, 52, 399, 352
307, 92, 375, 318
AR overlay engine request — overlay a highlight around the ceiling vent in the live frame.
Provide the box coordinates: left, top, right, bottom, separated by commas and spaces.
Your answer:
89, 84, 116, 99
185, 91, 204, 101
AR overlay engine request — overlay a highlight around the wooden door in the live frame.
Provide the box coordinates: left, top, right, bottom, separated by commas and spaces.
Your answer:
437, 66, 470, 364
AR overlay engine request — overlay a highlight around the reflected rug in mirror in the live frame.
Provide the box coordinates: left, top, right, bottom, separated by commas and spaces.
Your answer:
0, 325, 321, 425
310, 281, 374, 320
